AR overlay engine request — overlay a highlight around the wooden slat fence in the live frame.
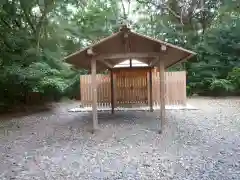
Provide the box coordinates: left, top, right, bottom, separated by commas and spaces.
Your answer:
80, 71, 186, 108
80, 74, 111, 107
151, 71, 186, 106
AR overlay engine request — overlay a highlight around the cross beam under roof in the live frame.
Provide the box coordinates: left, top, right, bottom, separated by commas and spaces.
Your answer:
92, 52, 162, 61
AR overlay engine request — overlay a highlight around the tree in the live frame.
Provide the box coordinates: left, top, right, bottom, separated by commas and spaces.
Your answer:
0, 0, 239, 111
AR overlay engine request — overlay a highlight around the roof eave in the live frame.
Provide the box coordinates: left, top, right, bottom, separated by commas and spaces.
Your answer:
166, 53, 196, 69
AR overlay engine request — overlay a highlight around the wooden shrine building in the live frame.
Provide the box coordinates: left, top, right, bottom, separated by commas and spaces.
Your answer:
65, 25, 195, 133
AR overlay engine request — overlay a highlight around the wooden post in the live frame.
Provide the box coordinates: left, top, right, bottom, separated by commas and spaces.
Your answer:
159, 59, 165, 134
147, 72, 150, 108
183, 71, 187, 106
147, 68, 153, 112
113, 73, 117, 108
110, 69, 115, 114
148, 68, 153, 112
91, 58, 98, 132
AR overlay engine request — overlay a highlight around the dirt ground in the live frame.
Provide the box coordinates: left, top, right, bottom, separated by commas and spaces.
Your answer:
0, 97, 239, 180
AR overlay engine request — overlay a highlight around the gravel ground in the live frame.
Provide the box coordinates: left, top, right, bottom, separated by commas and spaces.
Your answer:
0, 97, 239, 180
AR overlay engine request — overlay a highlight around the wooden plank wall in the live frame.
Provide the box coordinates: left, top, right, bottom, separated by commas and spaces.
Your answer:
80, 71, 186, 108
80, 74, 111, 107
114, 68, 148, 105
151, 71, 186, 106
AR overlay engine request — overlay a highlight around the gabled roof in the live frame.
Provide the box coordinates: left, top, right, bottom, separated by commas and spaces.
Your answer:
65, 25, 196, 72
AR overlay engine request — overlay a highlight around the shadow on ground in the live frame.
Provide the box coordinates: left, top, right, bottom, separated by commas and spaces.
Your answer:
0, 104, 53, 121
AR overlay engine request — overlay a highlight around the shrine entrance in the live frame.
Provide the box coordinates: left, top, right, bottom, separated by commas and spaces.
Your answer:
114, 68, 148, 106
65, 25, 196, 133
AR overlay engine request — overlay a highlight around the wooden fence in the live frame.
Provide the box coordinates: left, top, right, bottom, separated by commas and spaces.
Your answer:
152, 71, 186, 106
80, 71, 186, 107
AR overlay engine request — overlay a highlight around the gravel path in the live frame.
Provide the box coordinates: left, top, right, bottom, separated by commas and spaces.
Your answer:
0, 97, 239, 180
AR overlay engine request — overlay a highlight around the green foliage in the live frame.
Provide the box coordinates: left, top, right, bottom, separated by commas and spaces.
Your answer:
186, 85, 193, 97
209, 79, 235, 92
0, 0, 121, 111
228, 68, 240, 92
0, 0, 239, 112
188, 11, 240, 95
135, 0, 240, 96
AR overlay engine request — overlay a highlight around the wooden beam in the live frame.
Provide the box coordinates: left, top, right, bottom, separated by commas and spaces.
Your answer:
159, 58, 165, 134
97, 59, 114, 68
113, 67, 151, 71
92, 52, 161, 61
110, 70, 115, 114
149, 57, 159, 67
150, 53, 170, 67
91, 58, 98, 132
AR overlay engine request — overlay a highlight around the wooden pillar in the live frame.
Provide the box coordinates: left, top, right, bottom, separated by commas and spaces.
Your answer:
147, 72, 150, 108
110, 69, 115, 114
159, 59, 165, 134
113, 74, 117, 109
148, 68, 153, 112
91, 58, 98, 132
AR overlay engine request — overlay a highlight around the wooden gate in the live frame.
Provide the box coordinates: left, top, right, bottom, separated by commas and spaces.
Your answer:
114, 68, 148, 105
